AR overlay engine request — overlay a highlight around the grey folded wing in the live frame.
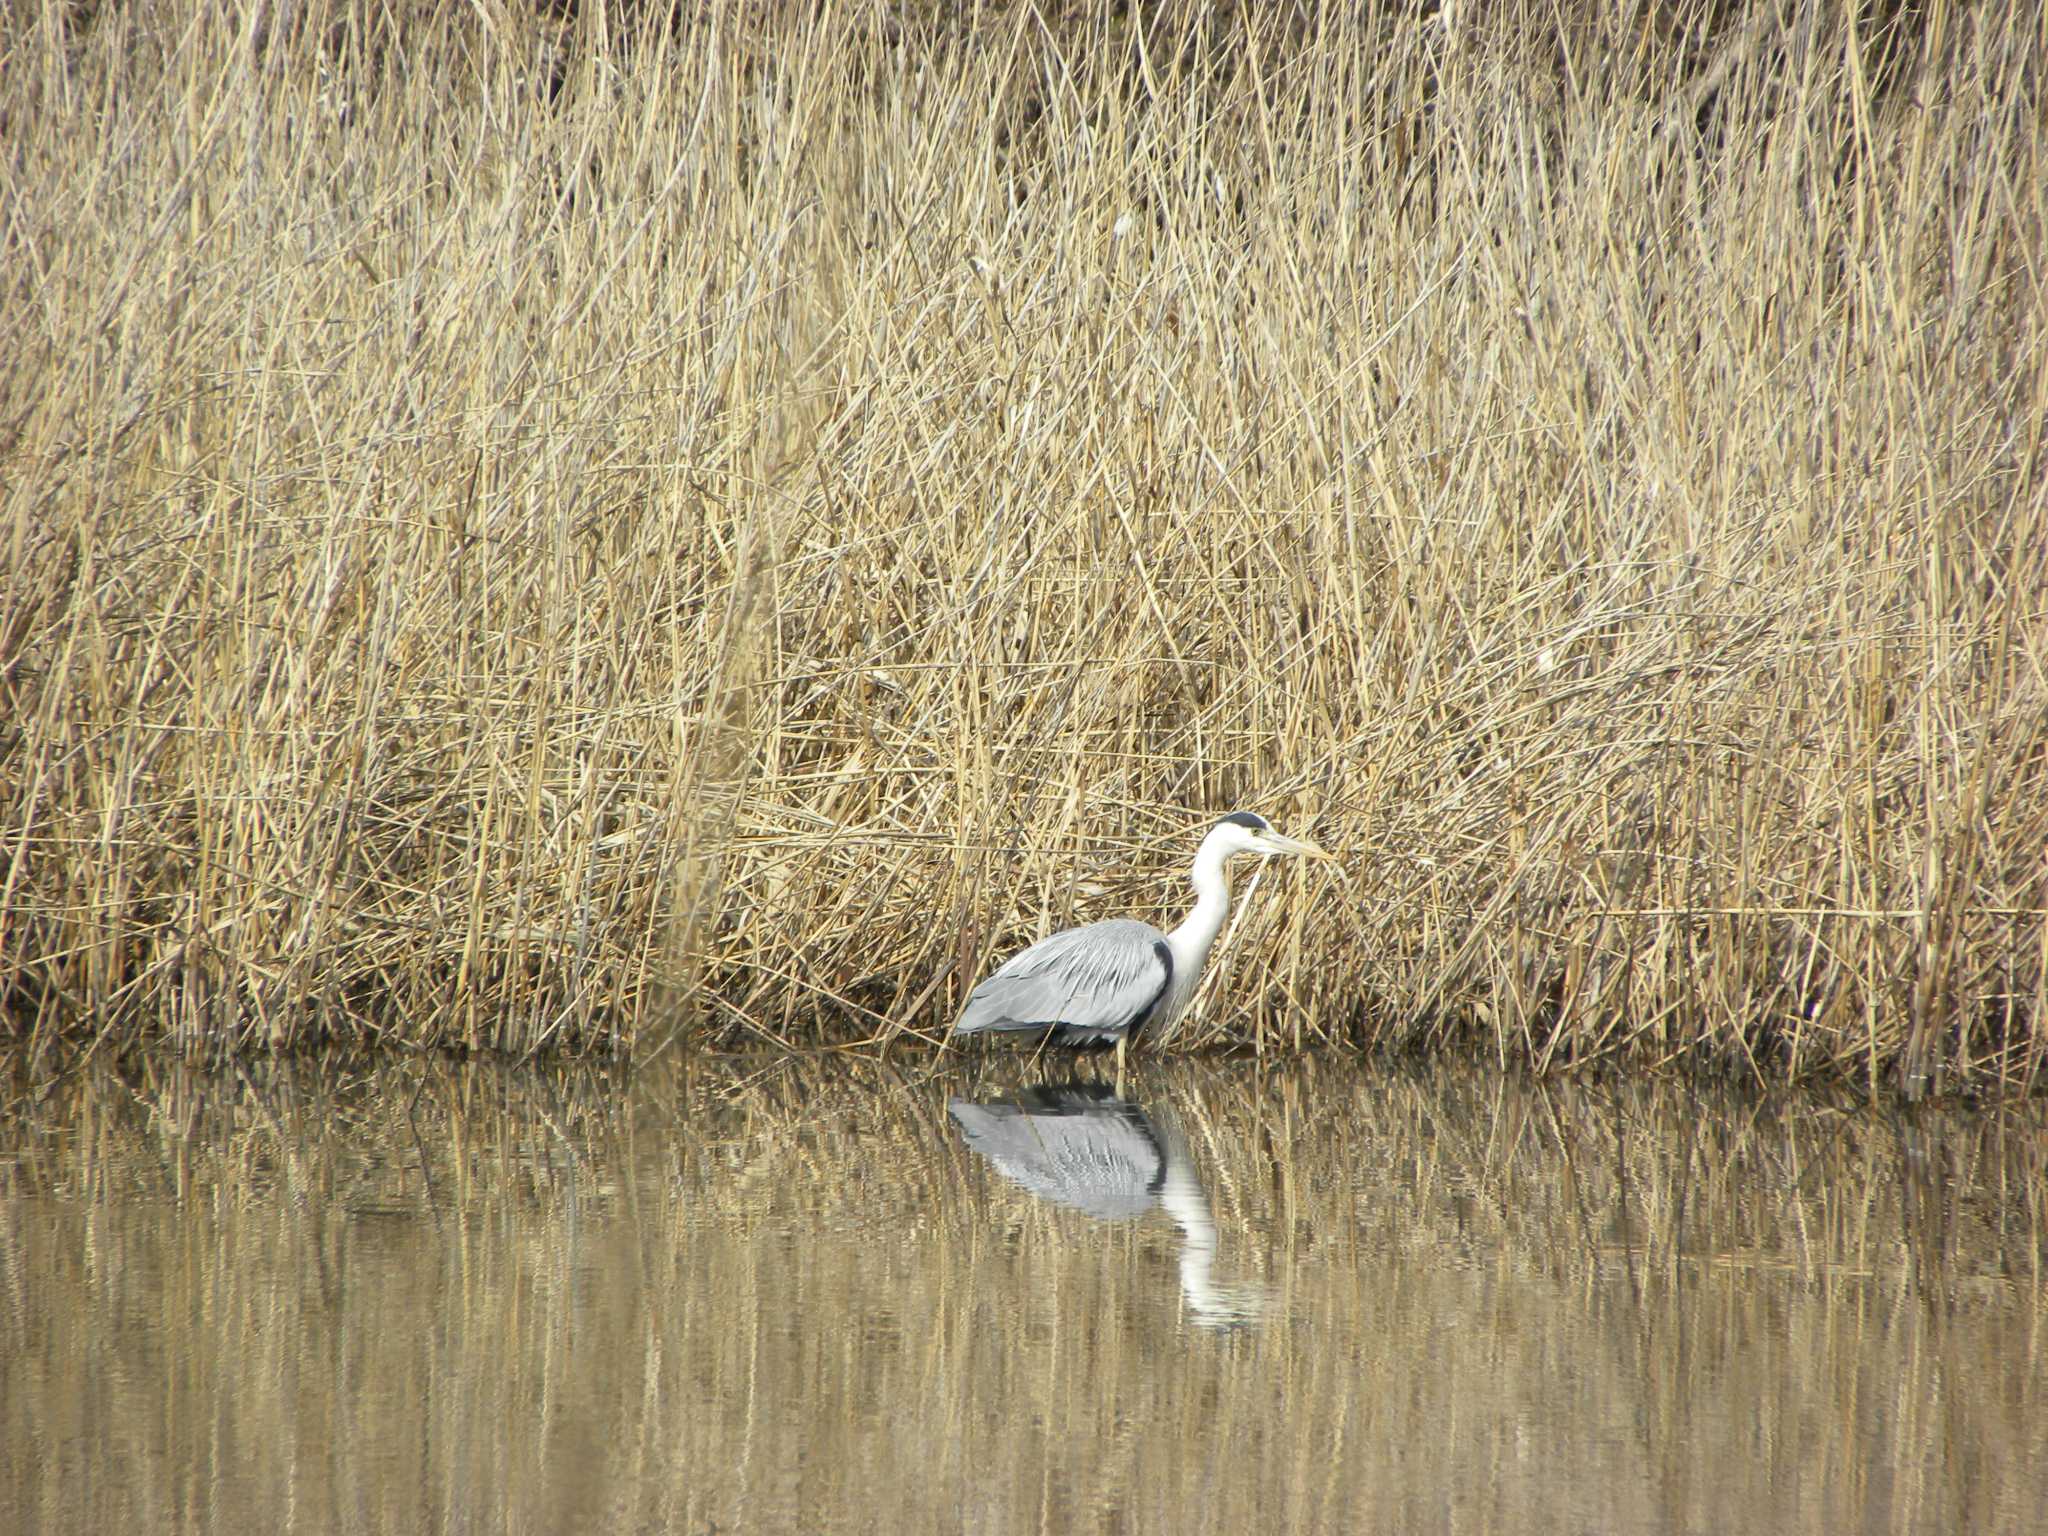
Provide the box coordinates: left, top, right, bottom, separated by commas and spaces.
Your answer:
953, 918, 1173, 1043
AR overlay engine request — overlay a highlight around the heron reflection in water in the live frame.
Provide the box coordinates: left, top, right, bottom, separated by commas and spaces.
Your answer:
952, 813, 1328, 1090
949, 1083, 1270, 1330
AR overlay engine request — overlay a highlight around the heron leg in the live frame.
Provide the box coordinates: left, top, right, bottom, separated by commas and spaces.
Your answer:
1114, 1034, 1127, 1096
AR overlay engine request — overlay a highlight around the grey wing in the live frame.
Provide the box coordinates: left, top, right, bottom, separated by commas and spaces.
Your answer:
953, 918, 1172, 1041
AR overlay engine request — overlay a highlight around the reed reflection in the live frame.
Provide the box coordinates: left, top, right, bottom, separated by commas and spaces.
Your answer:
949, 1082, 1269, 1329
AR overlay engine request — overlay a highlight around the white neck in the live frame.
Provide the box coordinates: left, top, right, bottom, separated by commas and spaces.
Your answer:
1161, 833, 1236, 1018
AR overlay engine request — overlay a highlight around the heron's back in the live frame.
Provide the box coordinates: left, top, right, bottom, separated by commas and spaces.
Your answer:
953, 918, 1174, 1044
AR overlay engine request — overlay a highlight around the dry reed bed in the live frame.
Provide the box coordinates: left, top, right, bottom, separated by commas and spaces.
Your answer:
2, 2, 2044, 1088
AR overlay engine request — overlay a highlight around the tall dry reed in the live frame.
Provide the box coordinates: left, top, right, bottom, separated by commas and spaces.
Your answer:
2, 2, 2044, 1089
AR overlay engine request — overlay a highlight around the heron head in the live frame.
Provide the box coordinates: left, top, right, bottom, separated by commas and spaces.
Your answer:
1209, 811, 1330, 861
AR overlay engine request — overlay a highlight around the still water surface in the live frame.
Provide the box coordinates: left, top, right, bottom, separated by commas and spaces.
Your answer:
2, 1054, 2044, 1534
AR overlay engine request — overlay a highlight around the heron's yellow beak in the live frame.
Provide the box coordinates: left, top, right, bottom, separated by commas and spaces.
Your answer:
1262, 833, 1332, 860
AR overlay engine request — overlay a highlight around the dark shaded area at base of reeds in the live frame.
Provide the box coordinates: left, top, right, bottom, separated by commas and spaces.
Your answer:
3, 2, 2044, 1093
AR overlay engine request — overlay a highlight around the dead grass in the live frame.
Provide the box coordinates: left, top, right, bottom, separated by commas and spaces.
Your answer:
2, 1, 2044, 1089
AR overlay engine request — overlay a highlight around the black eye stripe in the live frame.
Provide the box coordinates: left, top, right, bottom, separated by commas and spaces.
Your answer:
1217, 811, 1269, 833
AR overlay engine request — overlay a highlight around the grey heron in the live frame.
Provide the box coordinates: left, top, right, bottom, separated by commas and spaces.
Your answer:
949, 1083, 1269, 1328
952, 812, 1328, 1081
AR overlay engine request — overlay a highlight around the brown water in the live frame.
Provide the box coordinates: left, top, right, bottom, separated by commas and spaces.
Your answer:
2, 1054, 2044, 1535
